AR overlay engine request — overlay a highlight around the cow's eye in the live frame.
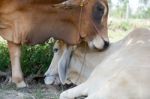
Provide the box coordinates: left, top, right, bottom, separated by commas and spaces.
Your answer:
96, 4, 104, 13
53, 48, 59, 53
92, 2, 104, 24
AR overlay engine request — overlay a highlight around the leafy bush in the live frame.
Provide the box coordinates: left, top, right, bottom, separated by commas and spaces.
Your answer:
0, 41, 54, 76
0, 43, 10, 71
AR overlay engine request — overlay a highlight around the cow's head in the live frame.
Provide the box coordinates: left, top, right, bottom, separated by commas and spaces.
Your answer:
56, 0, 109, 50
77, 0, 109, 50
45, 41, 74, 85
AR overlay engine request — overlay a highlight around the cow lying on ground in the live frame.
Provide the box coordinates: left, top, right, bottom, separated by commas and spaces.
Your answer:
45, 28, 150, 99
0, 0, 109, 87
44, 40, 108, 85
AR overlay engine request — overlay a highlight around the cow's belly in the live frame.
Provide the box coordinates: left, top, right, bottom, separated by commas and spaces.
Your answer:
26, 31, 51, 45
25, 25, 80, 46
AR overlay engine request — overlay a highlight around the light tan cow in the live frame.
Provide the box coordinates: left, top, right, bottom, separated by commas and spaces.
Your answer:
0, 0, 109, 87
44, 40, 103, 85
45, 28, 150, 99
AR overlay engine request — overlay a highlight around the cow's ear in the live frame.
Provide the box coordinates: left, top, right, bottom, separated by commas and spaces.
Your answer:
58, 46, 73, 84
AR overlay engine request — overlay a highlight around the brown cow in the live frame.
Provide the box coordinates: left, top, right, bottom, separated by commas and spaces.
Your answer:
0, 0, 109, 87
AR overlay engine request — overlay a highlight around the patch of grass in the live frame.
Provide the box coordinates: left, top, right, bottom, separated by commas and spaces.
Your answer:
31, 85, 59, 99
33, 89, 44, 99
0, 83, 17, 90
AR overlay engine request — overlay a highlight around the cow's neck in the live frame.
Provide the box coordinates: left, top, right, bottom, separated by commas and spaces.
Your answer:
69, 40, 123, 84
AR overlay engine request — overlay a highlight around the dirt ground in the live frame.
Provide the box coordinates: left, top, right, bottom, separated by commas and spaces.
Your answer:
0, 73, 79, 99
0, 83, 61, 99
0, 73, 62, 99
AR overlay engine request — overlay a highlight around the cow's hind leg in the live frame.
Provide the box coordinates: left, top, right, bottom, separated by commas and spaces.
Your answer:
60, 83, 88, 99
8, 41, 26, 88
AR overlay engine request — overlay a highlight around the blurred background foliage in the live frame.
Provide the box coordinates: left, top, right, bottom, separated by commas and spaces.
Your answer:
0, 0, 150, 76
109, 0, 150, 19
108, 0, 150, 42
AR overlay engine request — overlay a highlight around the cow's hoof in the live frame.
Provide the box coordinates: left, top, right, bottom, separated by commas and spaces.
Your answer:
16, 81, 28, 88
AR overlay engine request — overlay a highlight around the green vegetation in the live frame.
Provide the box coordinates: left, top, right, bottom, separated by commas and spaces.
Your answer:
21, 41, 54, 76
0, 40, 54, 76
0, 42, 10, 71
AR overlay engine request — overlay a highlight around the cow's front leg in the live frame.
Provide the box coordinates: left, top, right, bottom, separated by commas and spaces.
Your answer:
8, 41, 26, 88
60, 83, 88, 99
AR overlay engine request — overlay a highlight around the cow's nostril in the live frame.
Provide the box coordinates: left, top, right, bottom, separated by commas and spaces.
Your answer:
104, 41, 109, 49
